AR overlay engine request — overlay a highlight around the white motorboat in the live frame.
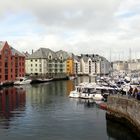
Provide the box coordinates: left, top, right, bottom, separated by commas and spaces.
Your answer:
69, 86, 83, 98
80, 85, 97, 99
92, 93, 104, 101
14, 77, 32, 85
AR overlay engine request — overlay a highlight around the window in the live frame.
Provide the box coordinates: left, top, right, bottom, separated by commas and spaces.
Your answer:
4, 49, 8, 56
49, 55, 52, 60
5, 62, 8, 67
5, 75, 8, 80
31, 64, 33, 67
30, 59, 33, 62
35, 64, 37, 67
35, 59, 37, 62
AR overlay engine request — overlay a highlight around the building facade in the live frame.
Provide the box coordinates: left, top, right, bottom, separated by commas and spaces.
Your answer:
26, 48, 110, 77
112, 61, 128, 71
0, 41, 25, 83
73, 56, 81, 75
79, 54, 110, 75
26, 48, 69, 77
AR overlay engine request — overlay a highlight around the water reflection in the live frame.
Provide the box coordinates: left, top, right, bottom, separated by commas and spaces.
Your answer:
106, 119, 138, 140
0, 78, 137, 140
0, 87, 26, 128
76, 98, 97, 108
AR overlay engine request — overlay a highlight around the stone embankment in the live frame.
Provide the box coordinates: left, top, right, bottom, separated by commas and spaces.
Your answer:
106, 95, 140, 138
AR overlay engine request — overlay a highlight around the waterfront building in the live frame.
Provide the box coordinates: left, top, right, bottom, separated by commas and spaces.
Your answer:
112, 61, 128, 71
66, 53, 74, 76
66, 53, 81, 76
80, 54, 110, 75
80, 54, 93, 75
55, 50, 69, 74
100, 56, 111, 75
26, 48, 69, 77
73, 55, 81, 75
128, 59, 140, 72
0, 41, 25, 84
26, 47, 110, 77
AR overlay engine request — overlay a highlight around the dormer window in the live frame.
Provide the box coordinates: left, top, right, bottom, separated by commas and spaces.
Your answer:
48, 55, 52, 60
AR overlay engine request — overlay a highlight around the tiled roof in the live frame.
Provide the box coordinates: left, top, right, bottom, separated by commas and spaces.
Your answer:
56, 50, 69, 59
81, 54, 109, 62
28, 48, 56, 59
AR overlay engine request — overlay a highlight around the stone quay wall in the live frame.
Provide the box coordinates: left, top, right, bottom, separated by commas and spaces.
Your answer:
106, 95, 140, 137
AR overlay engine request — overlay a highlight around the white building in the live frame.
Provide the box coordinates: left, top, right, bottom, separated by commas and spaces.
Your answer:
73, 56, 81, 75
128, 59, 140, 72
112, 61, 128, 71
26, 48, 69, 76
80, 54, 110, 75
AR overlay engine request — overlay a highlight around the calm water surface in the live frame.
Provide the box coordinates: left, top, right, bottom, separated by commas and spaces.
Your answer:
0, 76, 138, 140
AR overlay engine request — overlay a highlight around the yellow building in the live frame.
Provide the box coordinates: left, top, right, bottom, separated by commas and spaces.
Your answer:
66, 56, 74, 76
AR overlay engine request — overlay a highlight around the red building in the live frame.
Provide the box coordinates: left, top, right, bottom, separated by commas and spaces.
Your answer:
0, 41, 25, 83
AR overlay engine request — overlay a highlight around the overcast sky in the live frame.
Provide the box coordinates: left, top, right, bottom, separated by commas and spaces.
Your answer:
0, 0, 140, 61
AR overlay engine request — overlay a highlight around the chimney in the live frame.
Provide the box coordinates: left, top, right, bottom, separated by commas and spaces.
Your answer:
32, 49, 34, 54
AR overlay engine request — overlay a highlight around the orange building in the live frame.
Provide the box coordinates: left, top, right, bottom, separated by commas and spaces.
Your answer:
0, 41, 25, 84
66, 53, 75, 76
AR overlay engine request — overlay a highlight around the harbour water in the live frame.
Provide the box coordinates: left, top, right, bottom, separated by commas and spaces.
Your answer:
0, 76, 138, 140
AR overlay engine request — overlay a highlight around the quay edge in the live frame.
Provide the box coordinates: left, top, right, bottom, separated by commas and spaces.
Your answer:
106, 95, 140, 138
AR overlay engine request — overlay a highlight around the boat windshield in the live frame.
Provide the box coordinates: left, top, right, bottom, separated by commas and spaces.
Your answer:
76, 87, 82, 92
83, 88, 95, 93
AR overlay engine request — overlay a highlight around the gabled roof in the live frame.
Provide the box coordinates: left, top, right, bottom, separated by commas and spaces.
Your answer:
10, 46, 24, 57
74, 55, 80, 62
82, 55, 89, 62
0, 41, 6, 51
80, 54, 109, 62
23, 51, 30, 57
56, 50, 69, 59
0, 41, 24, 57
28, 48, 56, 59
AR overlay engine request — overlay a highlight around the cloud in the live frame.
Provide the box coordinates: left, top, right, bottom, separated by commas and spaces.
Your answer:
0, 0, 121, 32
0, 0, 140, 61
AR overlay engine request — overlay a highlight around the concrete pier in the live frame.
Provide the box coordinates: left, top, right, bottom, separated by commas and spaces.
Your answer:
106, 95, 140, 138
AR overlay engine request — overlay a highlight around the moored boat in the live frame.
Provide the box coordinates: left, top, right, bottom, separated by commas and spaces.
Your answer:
31, 78, 53, 84
14, 77, 32, 85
